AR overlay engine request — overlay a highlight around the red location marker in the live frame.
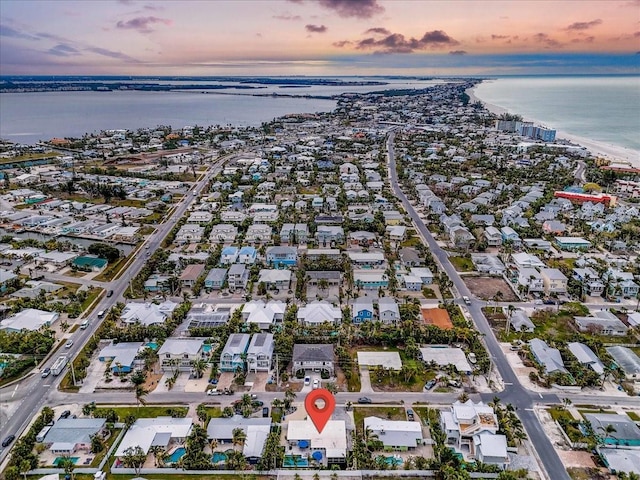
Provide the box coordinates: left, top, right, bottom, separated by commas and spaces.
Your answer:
305, 388, 335, 434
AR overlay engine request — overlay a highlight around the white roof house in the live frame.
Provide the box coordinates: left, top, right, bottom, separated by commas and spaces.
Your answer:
363, 417, 423, 449
473, 432, 509, 469
115, 417, 193, 456
357, 351, 402, 370
419, 346, 472, 373
287, 420, 347, 460
297, 301, 342, 325
0, 308, 59, 332
121, 301, 178, 326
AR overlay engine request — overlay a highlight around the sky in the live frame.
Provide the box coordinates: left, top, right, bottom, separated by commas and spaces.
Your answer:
1, 0, 639, 76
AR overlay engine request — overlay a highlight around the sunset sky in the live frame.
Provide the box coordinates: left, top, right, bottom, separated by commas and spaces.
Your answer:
1, 0, 639, 75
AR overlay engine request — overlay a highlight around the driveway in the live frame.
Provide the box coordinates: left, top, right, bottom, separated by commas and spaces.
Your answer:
358, 367, 373, 393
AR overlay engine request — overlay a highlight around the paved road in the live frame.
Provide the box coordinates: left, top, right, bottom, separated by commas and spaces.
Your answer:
0, 157, 225, 463
386, 132, 570, 480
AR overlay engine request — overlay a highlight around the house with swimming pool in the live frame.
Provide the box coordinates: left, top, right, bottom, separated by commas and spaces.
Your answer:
286, 419, 347, 468
114, 417, 193, 464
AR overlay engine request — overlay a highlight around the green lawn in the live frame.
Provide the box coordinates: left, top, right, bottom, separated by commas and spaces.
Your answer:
94, 255, 129, 282
89, 428, 122, 468
51, 475, 272, 480
449, 256, 474, 272
422, 287, 437, 299
400, 237, 422, 248
81, 287, 103, 311
353, 406, 406, 434
101, 405, 189, 419
628, 411, 640, 421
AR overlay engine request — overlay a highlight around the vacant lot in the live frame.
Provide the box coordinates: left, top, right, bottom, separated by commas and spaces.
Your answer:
463, 276, 518, 301
449, 256, 475, 272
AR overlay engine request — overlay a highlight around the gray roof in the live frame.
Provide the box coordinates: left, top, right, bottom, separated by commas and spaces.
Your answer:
567, 342, 604, 374
99, 341, 143, 367
606, 346, 640, 375
207, 415, 271, 440
158, 338, 204, 356
584, 414, 640, 441
599, 448, 640, 475
205, 268, 228, 282
222, 333, 251, 356
45, 418, 106, 444
293, 344, 334, 363
529, 338, 567, 374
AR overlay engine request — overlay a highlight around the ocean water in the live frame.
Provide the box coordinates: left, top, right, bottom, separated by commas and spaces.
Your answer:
0, 78, 441, 144
473, 76, 640, 152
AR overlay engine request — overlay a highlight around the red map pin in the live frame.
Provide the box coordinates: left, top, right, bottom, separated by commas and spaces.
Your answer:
305, 388, 336, 434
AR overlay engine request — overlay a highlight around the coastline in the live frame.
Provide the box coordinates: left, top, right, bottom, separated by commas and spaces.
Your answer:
467, 83, 640, 169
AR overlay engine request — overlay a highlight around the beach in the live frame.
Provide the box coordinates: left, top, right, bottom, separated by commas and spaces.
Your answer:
467, 85, 640, 170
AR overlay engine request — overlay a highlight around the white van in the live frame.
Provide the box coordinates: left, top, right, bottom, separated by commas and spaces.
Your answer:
80, 319, 90, 330
97, 310, 105, 318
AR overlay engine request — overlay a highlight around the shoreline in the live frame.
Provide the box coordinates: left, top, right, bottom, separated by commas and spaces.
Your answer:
467, 83, 640, 169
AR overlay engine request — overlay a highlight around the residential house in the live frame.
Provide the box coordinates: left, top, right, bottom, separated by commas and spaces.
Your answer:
286, 420, 347, 467
410, 267, 434, 285
210, 224, 238, 243
205, 268, 227, 290
529, 338, 567, 374
440, 400, 508, 469
42, 418, 107, 455
0, 308, 59, 332
242, 300, 286, 329
280, 223, 309, 244
98, 341, 144, 374
574, 310, 628, 336
540, 268, 568, 295
207, 416, 271, 462
176, 224, 204, 243
245, 224, 272, 244
509, 309, 535, 333
258, 269, 291, 290
238, 246, 257, 264
349, 231, 377, 246
363, 417, 423, 451
450, 226, 475, 249
387, 225, 407, 242
220, 246, 239, 265
542, 221, 567, 235
316, 226, 344, 246
399, 247, 421, 267
555, 236, 592, 251
297, 301, 342, 325
352, 298, 375, 323
484, 226, 502, 247
378, 297, 400, 323
265, 246, 297, 268
292, 343, 335, 376
517, 268, 544, 293
121, 301, 177, 326
115, 417, 193, 457
573, 268, 605, 297
187, 211, 213, 224
605, 346, 640, 381
227, 264, 248, 290
353, 271, 388, 290
584, 414, 640, 447
500, 226, 521, 247
143, 274, 170, 293
158, 338, 208, 373
471, 254, 506, 276
348, 252, 385, 268
246, 333, 274, 372
220, 333, 251, 372
567, 342, 604, 375
179, 264, 205, 289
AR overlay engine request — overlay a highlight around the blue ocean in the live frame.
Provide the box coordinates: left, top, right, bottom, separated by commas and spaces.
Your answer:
473, 75, 640, 153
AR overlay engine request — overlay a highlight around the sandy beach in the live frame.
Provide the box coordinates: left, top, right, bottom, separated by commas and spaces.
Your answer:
467, 84, 640, 170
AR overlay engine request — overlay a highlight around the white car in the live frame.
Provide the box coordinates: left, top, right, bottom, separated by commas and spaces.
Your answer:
207, 387, 221, 396
304, 376, 310, 386
313, 379, 320, 390
65, 340, 73, 349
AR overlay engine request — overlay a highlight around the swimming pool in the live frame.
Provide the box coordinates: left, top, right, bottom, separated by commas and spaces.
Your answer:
145, 342, 158, 351
379, 455, 403, 466
211, 452, 227, 463
167, 447, 186, 464
53, 456, 79, 466
202, 344, 212, 353
283, 455, 309, 467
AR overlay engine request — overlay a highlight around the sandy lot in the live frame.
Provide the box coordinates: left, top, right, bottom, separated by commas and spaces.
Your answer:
464, 276, 519, 301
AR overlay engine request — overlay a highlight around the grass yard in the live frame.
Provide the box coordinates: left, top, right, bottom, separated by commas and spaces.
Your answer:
400, 237, 422, 248
449, 256, 475, 272
89, 428, 122, 468
628, 411, 640, 421
101, 405, 189, 419
94, 255, 129, 282
81, 287, 103, 311
353, 406, 406, 434
422, 287, 437, 299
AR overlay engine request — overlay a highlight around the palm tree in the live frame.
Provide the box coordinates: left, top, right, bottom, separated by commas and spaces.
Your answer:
209, 438, 218, 453
232, 427, 247, 447
506, 304, 516, 333
599, 424, 617, 444
192, 358, 207, 379
135, 384, 148, 411
56, 457, 74, 480
149, 446, 167, 467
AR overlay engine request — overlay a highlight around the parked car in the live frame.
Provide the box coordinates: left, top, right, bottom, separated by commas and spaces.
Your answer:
59, 410, 71, 420
406, 409, 414, 421
262, 407, 269, 418
207, 387, 221, 396
106, 290, 114, 297
357, 397, 372, 404
2, 435, 15, 447
41, 367, 51, 378
304, 376, 310, 386
252, 400, 264, 408
313, 379, 320, 390
424, 379, 436, 390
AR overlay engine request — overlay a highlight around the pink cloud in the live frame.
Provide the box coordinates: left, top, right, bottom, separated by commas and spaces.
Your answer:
116, 16, 172, 33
